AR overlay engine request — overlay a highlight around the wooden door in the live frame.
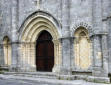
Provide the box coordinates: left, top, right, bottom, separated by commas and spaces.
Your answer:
36, 31, 54, 72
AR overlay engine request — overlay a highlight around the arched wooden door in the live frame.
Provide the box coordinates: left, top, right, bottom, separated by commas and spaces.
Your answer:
36, 31, 54, 72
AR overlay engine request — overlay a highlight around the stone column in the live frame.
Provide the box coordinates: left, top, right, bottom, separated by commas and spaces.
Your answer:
60, 0, 71, 75
70, 37, 75, 70
101, 34, 109, 77
102, 0, 109, 20
10, 0, 19, 71
18, 43, 26, 72
52, 39, 60, 73
101, 21, 109, 78
62, 0, 70, 37
17, 43, 22, 72
60, 37, 71, 75
92, 0, 102, 33
92, 35, 102, 77
0, 44, 4, 66
11, 42, 19, 71
102, 0, 109, 77
30, 43, 36, 71
92, 0, 103, 77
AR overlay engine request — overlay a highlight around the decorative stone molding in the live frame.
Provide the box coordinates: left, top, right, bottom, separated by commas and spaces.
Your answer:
71, 22, 93, 37
18, 11, 62, 72
18, 10, 62, 39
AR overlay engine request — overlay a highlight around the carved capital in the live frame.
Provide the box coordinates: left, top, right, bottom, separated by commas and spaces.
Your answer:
53, 39, 59, 46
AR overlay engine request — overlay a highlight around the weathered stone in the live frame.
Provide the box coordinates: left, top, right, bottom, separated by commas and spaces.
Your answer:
0, 0, 110, 83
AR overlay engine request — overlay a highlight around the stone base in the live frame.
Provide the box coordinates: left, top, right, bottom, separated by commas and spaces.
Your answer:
9, 65, 18, 72
14, 66, 36, 72
92, 67, 104, 77
0, 65, 9, 72
52, 65, 64, 73
53, 65, 72, 75
87, 76, 110, 83
57, 74, 110, 83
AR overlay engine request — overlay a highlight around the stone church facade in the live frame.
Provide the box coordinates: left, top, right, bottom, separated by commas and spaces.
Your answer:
0, 0, 111, 83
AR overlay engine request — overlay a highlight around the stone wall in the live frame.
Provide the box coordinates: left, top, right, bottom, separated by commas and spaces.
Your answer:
0, 0, 110, 82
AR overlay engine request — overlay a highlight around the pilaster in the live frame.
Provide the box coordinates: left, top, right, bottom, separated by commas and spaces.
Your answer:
92, 34, 102, 77
92, 0, 103, 77
10, 42, 19, 71
10, 0, 19, 71
70, 37, 75, 70
60, 37, 72, 75
0, 44, 4, 66
101, 0, 109, 77
101, 34, 109, 77
61, 0, 70, 37
60, 0, 71, 75
92, 0, 102, 34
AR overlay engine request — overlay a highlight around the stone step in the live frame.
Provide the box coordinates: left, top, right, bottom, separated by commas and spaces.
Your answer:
0, 74, 81, 85
3, 72, 110, 83
4, 72, 58, 79
0, 66, 9, 71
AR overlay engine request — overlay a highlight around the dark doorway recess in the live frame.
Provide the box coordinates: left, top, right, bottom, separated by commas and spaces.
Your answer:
36, 30, 54, 72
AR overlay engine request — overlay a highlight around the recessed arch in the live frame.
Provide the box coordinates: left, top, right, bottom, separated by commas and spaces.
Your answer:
20, 16, 60, 42
19, 11, 62, 41
74, 27, 92, 70
74, 26, 89, 37
3, 36, 12, 66
19, 11, 61, 72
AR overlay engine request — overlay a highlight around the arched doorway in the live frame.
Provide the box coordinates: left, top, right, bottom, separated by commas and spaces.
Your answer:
20, 12, 61, 72
36, 30, 54, 72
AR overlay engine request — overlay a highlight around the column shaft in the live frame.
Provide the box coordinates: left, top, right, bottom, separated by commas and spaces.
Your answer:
60, 0, 71, 75
11, 0, 19, 71
93, 35, 102, 76
61, 38, 71, 74
102, 35, 109, 77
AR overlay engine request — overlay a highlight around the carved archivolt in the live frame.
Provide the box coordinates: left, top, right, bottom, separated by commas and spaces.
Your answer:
19, 14, 61, 71
21, 16, 59, 42
71, 22, 93, 37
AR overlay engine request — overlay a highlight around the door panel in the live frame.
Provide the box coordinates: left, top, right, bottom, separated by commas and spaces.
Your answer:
36, 31, 54, 72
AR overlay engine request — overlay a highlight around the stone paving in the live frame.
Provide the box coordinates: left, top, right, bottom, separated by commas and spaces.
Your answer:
0, 79, 53, 85
0, 74, 111, 85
